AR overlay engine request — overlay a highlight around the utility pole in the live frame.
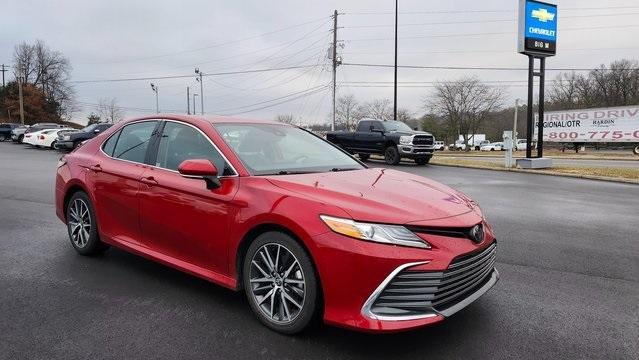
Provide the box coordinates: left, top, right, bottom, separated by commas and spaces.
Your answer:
0, 64, 7, 87
193, 94, 198, 115
393, 0, 398, 120
18, 76, 25, 125
150, 83, 159, 113
187, 86, 191, 115
195, 68, 204, 115
331, 10, 338, 131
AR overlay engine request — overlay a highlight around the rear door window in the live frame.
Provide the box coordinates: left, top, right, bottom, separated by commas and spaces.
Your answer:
112, 121, 158, 164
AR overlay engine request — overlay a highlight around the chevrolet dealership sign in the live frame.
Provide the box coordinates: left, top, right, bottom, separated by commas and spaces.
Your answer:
518, 0, 557, 56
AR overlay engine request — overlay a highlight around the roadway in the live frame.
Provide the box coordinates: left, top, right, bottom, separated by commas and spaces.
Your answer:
0, 142, 637, 360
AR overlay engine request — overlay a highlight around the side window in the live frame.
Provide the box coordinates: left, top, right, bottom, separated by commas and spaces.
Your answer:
357, 121, 369, 132
102, 131, 120, 156
112, 121, 157, 163
371, 121, 383, 131
155, 122, 233, 175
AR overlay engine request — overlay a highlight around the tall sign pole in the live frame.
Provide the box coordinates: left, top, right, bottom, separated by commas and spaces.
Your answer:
331, 10, 338, 132
393, 0, 398, 120
517, 0, 557, 168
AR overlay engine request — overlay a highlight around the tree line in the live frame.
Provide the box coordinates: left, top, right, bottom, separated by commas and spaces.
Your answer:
0, 40, 124, 125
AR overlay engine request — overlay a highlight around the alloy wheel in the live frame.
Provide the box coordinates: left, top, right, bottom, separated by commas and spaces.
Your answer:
248, 243, 306, 325
68, 199, 92, 248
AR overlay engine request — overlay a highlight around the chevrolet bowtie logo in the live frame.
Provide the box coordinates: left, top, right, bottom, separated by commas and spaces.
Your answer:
531, 8, 555, 22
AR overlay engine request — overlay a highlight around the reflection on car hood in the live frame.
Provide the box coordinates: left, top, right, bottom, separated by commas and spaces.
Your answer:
266, 168, 480, 225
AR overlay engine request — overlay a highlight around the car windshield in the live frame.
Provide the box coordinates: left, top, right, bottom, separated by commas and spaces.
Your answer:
81, 124, 98, 132
382, 121, 412, 132
214, 123, 365, 175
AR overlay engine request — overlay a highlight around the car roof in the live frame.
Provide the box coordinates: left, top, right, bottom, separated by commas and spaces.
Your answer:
121, 114, 283, 127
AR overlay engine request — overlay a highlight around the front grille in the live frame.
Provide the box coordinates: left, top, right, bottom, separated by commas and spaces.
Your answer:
413, 135, 434, 146
370, 242, 496, 317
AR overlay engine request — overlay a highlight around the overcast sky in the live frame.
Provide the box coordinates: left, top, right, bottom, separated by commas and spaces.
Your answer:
1, 0, 638, 124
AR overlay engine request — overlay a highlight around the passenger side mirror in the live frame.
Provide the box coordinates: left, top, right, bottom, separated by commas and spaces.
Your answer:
178, 159, 221, 189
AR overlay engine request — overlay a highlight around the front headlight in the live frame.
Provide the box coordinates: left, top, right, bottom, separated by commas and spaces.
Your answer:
320, 215, 430, 249
399, 135, 412, 145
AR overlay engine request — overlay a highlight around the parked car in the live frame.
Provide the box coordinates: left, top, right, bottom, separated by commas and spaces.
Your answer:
449, 141, 467, 151
475, 140, 491, 151
55, 115, 498, 334
433, 141, 445, 151
33, 128, 73, 149
515, 139, 537, 151
480, 142, 503, 151
0, 123, 21, 142
23, 129, 52, 147
55, 123, 112, 150
326, 119, 435, 165
11, 125, 28, 143
25, 123, 61, 135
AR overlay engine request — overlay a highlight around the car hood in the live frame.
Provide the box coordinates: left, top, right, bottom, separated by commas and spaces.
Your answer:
266, 168, 479, 225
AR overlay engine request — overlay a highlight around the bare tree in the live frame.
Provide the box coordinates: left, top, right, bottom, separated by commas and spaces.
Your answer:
12, 40, 75, 120
359, 98, 393, 120
427, 76, 504, 150
274, 113, 296, 125
335, 94, 361, 130
96, 98, 124, 123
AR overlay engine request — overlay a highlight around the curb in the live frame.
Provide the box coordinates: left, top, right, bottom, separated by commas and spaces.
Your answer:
430, 162, 639, 185
436, 153, 638, 162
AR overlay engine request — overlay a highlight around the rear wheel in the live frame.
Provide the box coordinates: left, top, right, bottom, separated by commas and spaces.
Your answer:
66, 191, 109, 255
17, 134, 24, 143
634, 145, 639, 155
384, 146, 400, 165
0, 134, 6, 141
50, 140, 57, 149
358, 153, 370, 161
243, 231, 318, 334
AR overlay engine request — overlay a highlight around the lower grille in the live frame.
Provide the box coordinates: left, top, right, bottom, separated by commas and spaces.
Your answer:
370, 242, 496, 317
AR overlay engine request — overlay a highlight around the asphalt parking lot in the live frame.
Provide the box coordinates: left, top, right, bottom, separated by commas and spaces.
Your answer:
1, 141, 637, 360
440, 154, 639, 168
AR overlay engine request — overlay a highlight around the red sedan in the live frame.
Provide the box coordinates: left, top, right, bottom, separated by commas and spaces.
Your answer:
55, 115, 498, 334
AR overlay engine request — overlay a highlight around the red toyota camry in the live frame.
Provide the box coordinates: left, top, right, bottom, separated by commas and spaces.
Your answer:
55, 115, 498, 334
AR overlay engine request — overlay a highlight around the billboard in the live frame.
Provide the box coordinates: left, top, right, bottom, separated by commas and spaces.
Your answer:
518, 0, 557, 56
534, 105, 639, 143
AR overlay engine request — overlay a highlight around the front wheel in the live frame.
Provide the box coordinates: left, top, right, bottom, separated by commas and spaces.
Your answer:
0, 134, 6, 142
66, 191, 109, 255
634, 145, 639, 155
384, 146, 400, 165
243, 231, 318, 334
415, 156, 431, 165
50, 140, 57, 149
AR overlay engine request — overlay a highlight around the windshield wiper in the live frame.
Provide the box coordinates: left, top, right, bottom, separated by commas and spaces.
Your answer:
330, 167, 359, 172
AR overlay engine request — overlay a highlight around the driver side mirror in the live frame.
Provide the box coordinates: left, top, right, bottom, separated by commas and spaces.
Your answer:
178, 159, 221, 189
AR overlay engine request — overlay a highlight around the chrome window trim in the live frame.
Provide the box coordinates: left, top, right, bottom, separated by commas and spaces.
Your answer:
360, 260, 440, 321
99, 119, 238, 178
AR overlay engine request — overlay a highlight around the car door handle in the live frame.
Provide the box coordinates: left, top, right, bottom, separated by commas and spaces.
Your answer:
140, 176, 158, 186
89, 164, 102, 172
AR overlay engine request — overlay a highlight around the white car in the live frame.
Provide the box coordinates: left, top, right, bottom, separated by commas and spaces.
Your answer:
514, 139, 537, 151
433, 141, 445, 151
22, 129, 50, 147
33, 128, 73, 149
480, 142, 503, 151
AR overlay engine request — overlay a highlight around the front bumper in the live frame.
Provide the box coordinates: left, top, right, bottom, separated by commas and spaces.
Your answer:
397, 144, 434, 158
312, 225, 498, 332
55, 140, 75, 150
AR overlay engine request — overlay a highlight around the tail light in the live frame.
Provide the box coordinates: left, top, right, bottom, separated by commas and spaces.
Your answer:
39, 135, 45, 140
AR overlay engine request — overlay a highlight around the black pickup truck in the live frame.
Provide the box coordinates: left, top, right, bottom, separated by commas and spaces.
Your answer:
326, 119, 435, 165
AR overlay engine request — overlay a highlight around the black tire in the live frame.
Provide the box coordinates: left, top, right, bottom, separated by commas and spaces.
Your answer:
18, 134, 24, 143
384, 146, 400, 165
0, 134, 6, 142
634, 145, 639, 155
66, 191, 109, 255
50, 140, 57, 149
415, 156, 431, 165
359, 153, 370, 161
490, 148, 495, 151
243, 231, 318, 334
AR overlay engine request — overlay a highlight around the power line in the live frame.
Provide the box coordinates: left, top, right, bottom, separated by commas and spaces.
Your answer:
219, 85, 330, 116
341, 62, 639, 72
78, 16, 330, 65
343, 5, 639, 15
342, 12, 639, 28
344, 24, 639, 42
70, 65, 318, 84
215, 84, 329, 113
